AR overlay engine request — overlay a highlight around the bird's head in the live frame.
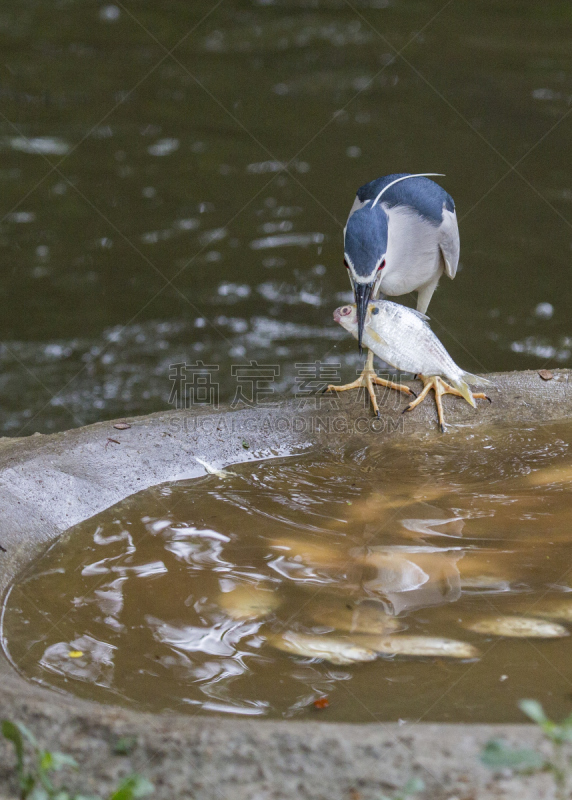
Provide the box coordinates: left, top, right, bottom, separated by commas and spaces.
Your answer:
343, 203, 388, 353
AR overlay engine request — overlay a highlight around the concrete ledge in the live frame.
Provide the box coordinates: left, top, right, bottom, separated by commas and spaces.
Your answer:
0, 370, 569, 799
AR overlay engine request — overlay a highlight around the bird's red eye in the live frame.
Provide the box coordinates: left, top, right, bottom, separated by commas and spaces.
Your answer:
378, 259, 386, 271
344, 258, 349, 269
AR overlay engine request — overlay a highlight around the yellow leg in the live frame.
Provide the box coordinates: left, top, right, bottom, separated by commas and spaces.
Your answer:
403, 375, 491, 432
324, 350, 416, 418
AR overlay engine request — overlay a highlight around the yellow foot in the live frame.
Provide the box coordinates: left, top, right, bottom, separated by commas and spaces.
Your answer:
403, 375, 491, 433
324, 367, 416, 418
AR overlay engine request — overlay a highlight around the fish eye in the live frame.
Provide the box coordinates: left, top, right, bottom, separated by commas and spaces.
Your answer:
371, 307, 379, 315
341, 306, 352, 316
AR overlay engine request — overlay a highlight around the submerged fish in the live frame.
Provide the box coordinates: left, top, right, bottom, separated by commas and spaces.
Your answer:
521, 601, 572, 623
217, 585, 282, 620
352, 635, 479, 660
525, 464, 572, 488
308, 598, 402, 634
460, 575, 512, 593
268, 537, 346, 568
340, 488, 450, 526
464, 615, 568, 638
335, 300, 489, 405
269, 631, 378, 665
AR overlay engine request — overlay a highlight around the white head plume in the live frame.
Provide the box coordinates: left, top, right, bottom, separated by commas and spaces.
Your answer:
371, 173, 446, 209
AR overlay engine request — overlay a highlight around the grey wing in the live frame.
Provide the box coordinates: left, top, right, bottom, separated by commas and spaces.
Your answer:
439, 205, 460, 280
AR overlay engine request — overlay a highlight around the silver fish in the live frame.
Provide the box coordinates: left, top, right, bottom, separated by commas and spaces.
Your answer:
218, 585, 282, 620
464, 615, 568, 638
308, 598, 402, 635
352, 634, 479, 660
334, 300, 489, 407
269, 631, 378, 665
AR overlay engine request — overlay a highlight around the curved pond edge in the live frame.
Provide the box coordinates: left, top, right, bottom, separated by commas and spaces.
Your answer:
0, 369, 569, 799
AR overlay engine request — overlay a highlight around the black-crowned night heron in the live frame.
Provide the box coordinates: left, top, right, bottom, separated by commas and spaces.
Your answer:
327, 172, 467, 417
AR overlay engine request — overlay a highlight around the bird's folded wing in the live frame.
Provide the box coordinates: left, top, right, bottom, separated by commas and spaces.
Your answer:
439, 206, 460, 280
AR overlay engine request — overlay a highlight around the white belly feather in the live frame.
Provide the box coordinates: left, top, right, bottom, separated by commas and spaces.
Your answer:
379, 204, 443, 296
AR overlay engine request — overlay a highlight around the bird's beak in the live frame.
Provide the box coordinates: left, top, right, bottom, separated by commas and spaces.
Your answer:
354, 282, 374, 354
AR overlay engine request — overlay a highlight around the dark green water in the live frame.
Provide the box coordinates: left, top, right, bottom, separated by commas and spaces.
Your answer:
1, 1, 570, 434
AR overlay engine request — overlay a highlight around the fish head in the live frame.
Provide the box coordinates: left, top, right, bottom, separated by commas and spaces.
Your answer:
333, 304, 358, 334
344, 204, 388, 352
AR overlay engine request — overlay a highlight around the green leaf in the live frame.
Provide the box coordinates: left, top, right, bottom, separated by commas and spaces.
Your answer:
2, 720, 25, 770
480, 739, 545, 771
21, 774, 36, 797
2, 720, 39, 795
112, 737, 137, 756
10, 721, 40, 751
40, 750, 78, 772
519, 699, 549, 726
108, 775, 154, 800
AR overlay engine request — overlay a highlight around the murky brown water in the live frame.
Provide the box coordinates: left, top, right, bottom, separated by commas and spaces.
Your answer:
4, 420, 572, 722
1, 1, 571, 435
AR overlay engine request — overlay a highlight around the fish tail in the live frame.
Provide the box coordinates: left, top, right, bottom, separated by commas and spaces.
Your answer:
462, 371, 493, 387
450, 377, 476, 408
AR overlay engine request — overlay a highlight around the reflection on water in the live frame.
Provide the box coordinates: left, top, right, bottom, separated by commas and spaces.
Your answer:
1, 1, 571, 434
4, 421, 572, 722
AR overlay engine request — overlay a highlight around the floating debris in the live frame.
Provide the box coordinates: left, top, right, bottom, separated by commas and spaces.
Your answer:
538, 370, 553, 381
399, 515, 465, 538
217, 585, 281, 620
269, 632, 377, 665
313, 696, 330, 709
195, 457, 236, 478
308, 598, 401, 635
353, 635, 479, 659
361, 552, 429, 594
113, 422, 131, 430
463, 616, 568, 638
360, 548, 463, 615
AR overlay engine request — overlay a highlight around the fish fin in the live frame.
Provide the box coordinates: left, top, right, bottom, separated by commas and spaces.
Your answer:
409, 308, 430, 322
450, 378, 476, 408
462, 372, 493, 386
366, 328, 388, 347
